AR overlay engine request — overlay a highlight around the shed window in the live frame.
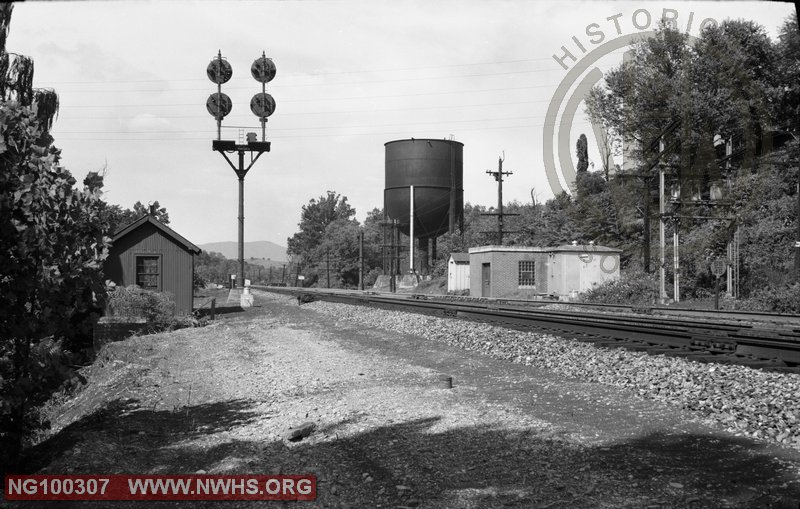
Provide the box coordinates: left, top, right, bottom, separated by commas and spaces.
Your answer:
136, 256, 160, 291
518, 261, 535, 287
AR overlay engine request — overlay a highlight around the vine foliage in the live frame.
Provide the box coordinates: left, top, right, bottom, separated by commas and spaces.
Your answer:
0, 4, 110, 472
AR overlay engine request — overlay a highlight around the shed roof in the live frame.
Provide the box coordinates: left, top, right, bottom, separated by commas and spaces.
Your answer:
449, 252, 470, 263
112, 215, 201, 254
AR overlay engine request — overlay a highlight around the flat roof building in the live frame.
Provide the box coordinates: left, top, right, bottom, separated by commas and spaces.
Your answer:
468, 244, 621, 299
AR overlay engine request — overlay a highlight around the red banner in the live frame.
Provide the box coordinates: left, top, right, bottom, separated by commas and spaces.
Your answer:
4, 475, 316, 501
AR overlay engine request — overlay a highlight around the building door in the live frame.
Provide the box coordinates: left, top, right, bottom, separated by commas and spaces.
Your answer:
481, 263, 491, 297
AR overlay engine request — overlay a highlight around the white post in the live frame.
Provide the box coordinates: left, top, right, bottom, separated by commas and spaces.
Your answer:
659, 142, 667, 303
673, 219, 680, 302
409, 185, 415, 273
725, 138, 734, 297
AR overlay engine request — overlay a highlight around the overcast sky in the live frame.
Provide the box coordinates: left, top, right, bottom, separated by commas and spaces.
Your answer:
6, 0, 795, 247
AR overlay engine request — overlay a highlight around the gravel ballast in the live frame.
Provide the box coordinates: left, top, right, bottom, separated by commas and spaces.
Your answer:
17, 290, 800, 508
300, 296, 800, 449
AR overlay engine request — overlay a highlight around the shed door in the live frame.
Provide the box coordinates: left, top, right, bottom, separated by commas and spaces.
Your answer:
447, 261, 455, 291
481, 263, 491, 297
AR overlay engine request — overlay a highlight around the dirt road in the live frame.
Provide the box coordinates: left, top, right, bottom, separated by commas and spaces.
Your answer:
10, 291, 800, 508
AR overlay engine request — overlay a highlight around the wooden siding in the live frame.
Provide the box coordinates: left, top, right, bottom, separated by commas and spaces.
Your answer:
447, 257, 470, 292
105, 222, 195, 315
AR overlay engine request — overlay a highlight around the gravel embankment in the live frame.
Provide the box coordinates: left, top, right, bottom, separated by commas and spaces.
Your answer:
303, 298, 800, 449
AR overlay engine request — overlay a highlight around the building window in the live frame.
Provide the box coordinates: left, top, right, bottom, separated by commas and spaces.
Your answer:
518, 261, 535, 287
136, 255, 160, 291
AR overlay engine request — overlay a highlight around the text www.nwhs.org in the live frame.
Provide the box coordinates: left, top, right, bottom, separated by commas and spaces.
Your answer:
4, 474, 316, 501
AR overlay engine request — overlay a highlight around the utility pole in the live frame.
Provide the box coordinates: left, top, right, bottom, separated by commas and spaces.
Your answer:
358, 230, 364, 290
481, 153, 519, 244
643, 175, 652, 273
326, 248, 331, 288
380, 218, 400, 292
659, 143, 667, 303
641, 119, 680, 303
796, 179, 800, 277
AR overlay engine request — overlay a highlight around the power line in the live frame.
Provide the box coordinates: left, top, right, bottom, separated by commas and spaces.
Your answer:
52, 120, 595, 141
51, 69, 557, 93
50, 62, 621, 94
60, 99, 552, 119
53, 114, 587, 134
41, 55, 631, 86
54, 84, 561, 109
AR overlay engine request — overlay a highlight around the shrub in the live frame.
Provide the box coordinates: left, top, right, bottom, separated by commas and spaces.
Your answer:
735, 281, 800, 314
581, 269, 659, 306
0, 336, 85, 472
106, 285, 175, 328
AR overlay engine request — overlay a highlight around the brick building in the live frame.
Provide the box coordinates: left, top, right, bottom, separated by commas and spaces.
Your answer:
468, 244, 621, 299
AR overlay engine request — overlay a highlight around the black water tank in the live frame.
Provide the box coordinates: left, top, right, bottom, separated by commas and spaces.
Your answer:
384, 138, 463, 238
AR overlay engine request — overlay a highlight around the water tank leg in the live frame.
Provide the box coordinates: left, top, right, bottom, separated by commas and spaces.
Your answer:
394, 220, 401, 276
409, 185, 415, 273
420, 237, 429, 275
431, 236, 437, 266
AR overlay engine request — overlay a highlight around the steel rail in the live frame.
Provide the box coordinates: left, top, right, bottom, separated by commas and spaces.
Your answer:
254, 286, 800, 371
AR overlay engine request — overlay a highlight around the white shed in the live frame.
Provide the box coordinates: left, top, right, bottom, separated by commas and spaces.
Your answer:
447, 253, 470, 292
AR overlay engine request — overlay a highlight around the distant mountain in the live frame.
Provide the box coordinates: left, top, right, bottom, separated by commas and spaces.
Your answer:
199, 241, 288, 262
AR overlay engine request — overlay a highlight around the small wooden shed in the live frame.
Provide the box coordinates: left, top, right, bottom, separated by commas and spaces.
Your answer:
104, 215, 201, 315
447, 252, 470, 292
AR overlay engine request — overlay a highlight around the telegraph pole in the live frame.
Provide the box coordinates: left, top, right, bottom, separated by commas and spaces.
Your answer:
481, 153, 519, 244
659, 142, 667, 303
358, 230, 364, 290
326, 248, 331, 288
643, 175, 652, 273
796, 179, 800, 276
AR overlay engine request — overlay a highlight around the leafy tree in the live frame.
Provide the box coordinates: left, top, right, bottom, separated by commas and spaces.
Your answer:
361, 208, 388, 284
194, 250, 263, 287
587, 19, 781, 191
582, 15, 798, 301
103, 200, 169, 235
0, 3, 109, 471
287, 191, 356, 283
313, 218, 361, 288
775, 12, 800, 133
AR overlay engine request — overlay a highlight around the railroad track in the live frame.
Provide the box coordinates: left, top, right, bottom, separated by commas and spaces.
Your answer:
255, 286, 800, 373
